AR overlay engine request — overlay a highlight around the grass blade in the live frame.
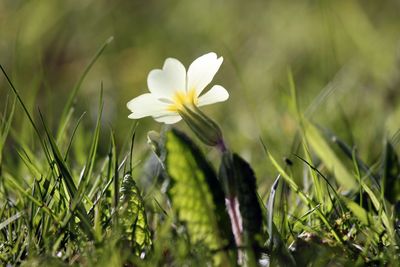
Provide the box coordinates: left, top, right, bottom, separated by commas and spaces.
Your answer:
57, 36, 113, 140
38, 110, 94, 240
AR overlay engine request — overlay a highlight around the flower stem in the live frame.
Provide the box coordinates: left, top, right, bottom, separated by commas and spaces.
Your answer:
216, 138, 228, 154
225, 196, 244, 264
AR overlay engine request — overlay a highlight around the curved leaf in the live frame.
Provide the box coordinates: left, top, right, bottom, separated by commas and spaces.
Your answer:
232, 153, 262, 242
383, 141, 400, 204
118, 174, 152, 256
304, 121, 357, 190
165, 129, 233, 263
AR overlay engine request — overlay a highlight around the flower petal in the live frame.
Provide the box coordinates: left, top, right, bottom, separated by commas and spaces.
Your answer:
147, 58, 186, 98
127, 93, 171, 119
187, 52, 223, 96
197, 85, 229, 107
153, 114, 182, 124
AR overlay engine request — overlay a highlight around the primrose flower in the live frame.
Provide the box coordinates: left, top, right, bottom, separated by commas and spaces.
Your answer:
127, 52, 229, 124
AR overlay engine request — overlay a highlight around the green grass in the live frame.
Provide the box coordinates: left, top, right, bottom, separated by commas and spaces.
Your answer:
1, 1, 400, 266
1, 55, 400, 266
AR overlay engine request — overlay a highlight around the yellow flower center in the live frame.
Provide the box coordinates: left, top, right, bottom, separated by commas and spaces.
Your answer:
168, 89, 198, 112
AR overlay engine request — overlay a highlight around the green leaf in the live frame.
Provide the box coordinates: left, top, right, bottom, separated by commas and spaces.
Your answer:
0, 96, 16, 167
262, 141, 343, 244
0, 211, 23, 231
0, 64, 52, 165
232, 153, 263, 265
232, 154, 262, 243
304, 121, 357, 190
341, 198, 369, 225
2, 171, 60, 223
265, 176, 296, 267
39, 111, 94, 240
361, 181, 395, 243
75, 86, 103, 208
57, 36, 113, 140
118, 174, 152, 256
382, 141, 400, 204
327, 130, 379, 185
165, 129, 233, 263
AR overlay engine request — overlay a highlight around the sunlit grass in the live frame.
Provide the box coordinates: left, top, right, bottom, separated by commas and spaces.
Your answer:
1, 1, 400, 266
1, 53, 400, 265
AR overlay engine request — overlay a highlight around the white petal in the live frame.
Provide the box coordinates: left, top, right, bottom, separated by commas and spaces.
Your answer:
197, 85, 229, 107
153, 114, 182, 124
187, 52, 223, 96
127, 93, 170, 119
147, 58, 186, 98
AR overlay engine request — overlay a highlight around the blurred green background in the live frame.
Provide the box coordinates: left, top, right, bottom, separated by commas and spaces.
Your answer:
1, 0, 400, 191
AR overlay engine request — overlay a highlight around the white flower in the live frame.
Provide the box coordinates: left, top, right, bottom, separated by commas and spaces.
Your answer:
127, 52, 229, 124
